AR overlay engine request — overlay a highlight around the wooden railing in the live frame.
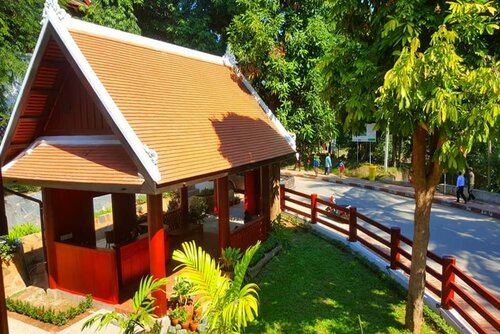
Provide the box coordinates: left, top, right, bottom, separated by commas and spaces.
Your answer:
281, 186, 500, 334
230, 216, 265, 251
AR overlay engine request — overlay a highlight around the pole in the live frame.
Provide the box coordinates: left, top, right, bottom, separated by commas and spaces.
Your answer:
356, 142, 359, 165
0, 168, 9, 333
369, 142, 372, 164
384, 129, 389, 172
487, 139, 492, 188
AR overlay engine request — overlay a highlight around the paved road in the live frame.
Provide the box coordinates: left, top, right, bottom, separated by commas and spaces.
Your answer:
294, 177, 500, 297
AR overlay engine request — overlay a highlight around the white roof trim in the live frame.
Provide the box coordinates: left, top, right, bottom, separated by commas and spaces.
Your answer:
47, 11, 162, 183
223, 55, 297, 152
36, 135, 121, 146
66, 17, 226, 67
0, 20, 51, 163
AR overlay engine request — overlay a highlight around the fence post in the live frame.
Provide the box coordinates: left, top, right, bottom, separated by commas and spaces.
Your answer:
310, 193, 318, 224
441, 256, 456, 310
390, 227, 401, 269
280, 186, 285, 211
348, 207, 357, 242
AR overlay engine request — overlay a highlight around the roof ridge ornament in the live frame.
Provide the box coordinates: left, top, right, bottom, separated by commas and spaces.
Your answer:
42, 0, 71, 24
143, 145, 158, 166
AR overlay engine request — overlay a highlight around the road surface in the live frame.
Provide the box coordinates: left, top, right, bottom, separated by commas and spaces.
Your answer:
293, 177, 500, 297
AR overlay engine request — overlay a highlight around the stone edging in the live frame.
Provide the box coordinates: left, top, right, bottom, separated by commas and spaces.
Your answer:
248, 245, 282, 278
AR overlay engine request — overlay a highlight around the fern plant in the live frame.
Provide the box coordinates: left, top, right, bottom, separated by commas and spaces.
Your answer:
172, 240, 260, 334
81, 276, 167, 334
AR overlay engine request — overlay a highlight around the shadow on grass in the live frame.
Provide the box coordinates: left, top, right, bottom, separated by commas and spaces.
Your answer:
246, 230, 425, 334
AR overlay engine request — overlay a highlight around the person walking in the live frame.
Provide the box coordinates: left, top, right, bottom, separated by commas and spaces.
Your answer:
467, 167, 476, 201
324, 153, 332, 175
313, 155, 320, 176
339, 161, 345, 177
456, 171, 467, 203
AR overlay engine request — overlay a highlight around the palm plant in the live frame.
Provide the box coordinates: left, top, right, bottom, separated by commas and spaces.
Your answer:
81, 276, 167, 334
172, 240, 260, 334
219, 246, 242, 272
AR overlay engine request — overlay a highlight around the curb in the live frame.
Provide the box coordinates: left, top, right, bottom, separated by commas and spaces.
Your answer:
282, 171, 500, 220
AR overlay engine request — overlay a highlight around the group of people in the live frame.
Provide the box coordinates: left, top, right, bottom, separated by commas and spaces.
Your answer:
311, 153, 344, 177
456, 167, 475, 204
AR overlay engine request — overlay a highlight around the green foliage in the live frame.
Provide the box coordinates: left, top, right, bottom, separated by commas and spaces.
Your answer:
189, 196, 208, 224
75, 0, 144, 34
0, 0, 43, 120
198, 187, 214, 196
8, 223, 41, 239
136, 0, 240, 55
227, 0, 337, 157
6, 294, 92, 326
168, 306, 189, 323
171, 276, 194, 306
5, 184, 40, 194
376, 1, 499, 172
136, 194, 147, 205
219, 246, 242, 272
93, 207, 112, 218
172, 240, 260, 334
82, 276, 167, 333
0, 235, 20, 263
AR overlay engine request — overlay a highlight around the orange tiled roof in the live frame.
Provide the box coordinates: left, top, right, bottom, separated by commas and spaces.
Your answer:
69, 29, 294, 186
3, 142, 144, 187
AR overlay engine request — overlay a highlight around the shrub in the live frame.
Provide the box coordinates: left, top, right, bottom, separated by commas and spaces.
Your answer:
136, 194, 147, 205
169, 306, 189, 323
189, 197, 208, 224
0, 236, 21, 263
198, 188, 214, 196
93, 207, 112, 219
9, 222, 41, 239
6, 294, 92, 326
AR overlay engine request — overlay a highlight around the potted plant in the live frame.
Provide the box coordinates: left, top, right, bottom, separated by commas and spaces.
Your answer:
169, 306, 188, 326
219, 246, 242, 278
172, 276, 194, 306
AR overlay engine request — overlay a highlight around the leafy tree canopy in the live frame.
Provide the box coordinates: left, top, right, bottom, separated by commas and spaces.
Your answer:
227, 0, 337, 156
136, 0, 240, 55
0, 0, 43, 125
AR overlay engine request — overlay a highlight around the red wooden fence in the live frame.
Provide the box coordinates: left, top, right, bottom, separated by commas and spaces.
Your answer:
230, 216, 265, 250
281, 186, 500, 334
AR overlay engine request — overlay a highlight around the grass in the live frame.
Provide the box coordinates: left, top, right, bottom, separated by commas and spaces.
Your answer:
9, 222, 41, 239
93, 207, 112, 218
246, 229, 456, 334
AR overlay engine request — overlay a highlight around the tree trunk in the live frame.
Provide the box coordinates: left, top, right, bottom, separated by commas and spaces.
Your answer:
405, 126, 443, 333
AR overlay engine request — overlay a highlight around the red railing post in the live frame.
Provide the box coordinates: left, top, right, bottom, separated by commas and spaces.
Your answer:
310, 193, 318, 224
441, 256, 456, 310
348, 207, 357, 242
389, 227, 401, 269
280, 186, 286, 211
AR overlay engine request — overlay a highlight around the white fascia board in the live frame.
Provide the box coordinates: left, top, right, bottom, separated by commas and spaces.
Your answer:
47, 12, 161, 183
37, 135, 120, 146
223, 58, 297, 152
67, 18, 226, 67
0, 20, 51, 164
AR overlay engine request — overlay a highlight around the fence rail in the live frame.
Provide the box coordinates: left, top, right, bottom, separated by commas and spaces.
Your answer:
280, 186, 500, 334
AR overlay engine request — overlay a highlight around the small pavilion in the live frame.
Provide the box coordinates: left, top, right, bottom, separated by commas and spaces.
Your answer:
0, 2, 295, 315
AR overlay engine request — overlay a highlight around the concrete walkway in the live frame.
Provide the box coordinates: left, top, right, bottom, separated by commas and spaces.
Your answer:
281, 169, 500, 220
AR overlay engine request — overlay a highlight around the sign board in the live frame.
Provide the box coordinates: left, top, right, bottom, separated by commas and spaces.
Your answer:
352, 123, 376, 142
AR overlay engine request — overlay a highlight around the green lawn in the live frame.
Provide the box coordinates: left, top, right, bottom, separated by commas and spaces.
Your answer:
246, 229, 455, 334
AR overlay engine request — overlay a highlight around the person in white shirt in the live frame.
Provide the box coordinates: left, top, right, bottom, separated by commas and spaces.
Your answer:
456, 171, 467, 203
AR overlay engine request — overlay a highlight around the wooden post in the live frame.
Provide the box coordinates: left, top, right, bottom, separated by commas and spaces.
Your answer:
111, 193, 137, 243
213, 180, 218, 216
279, 186, 285, 211
180, 186, 189, 225
441, 256, 456, 310
269, 163, 280, 221
348, 207, 357, 242
217, 176, 230, 252
261, 165, 271, 235
0, 169, 9, 333
390, 227, 401, 269
147, 194, 167, 316
41, 188, 57, 289
244, 170, 256, 214
310, 194, 318, 224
